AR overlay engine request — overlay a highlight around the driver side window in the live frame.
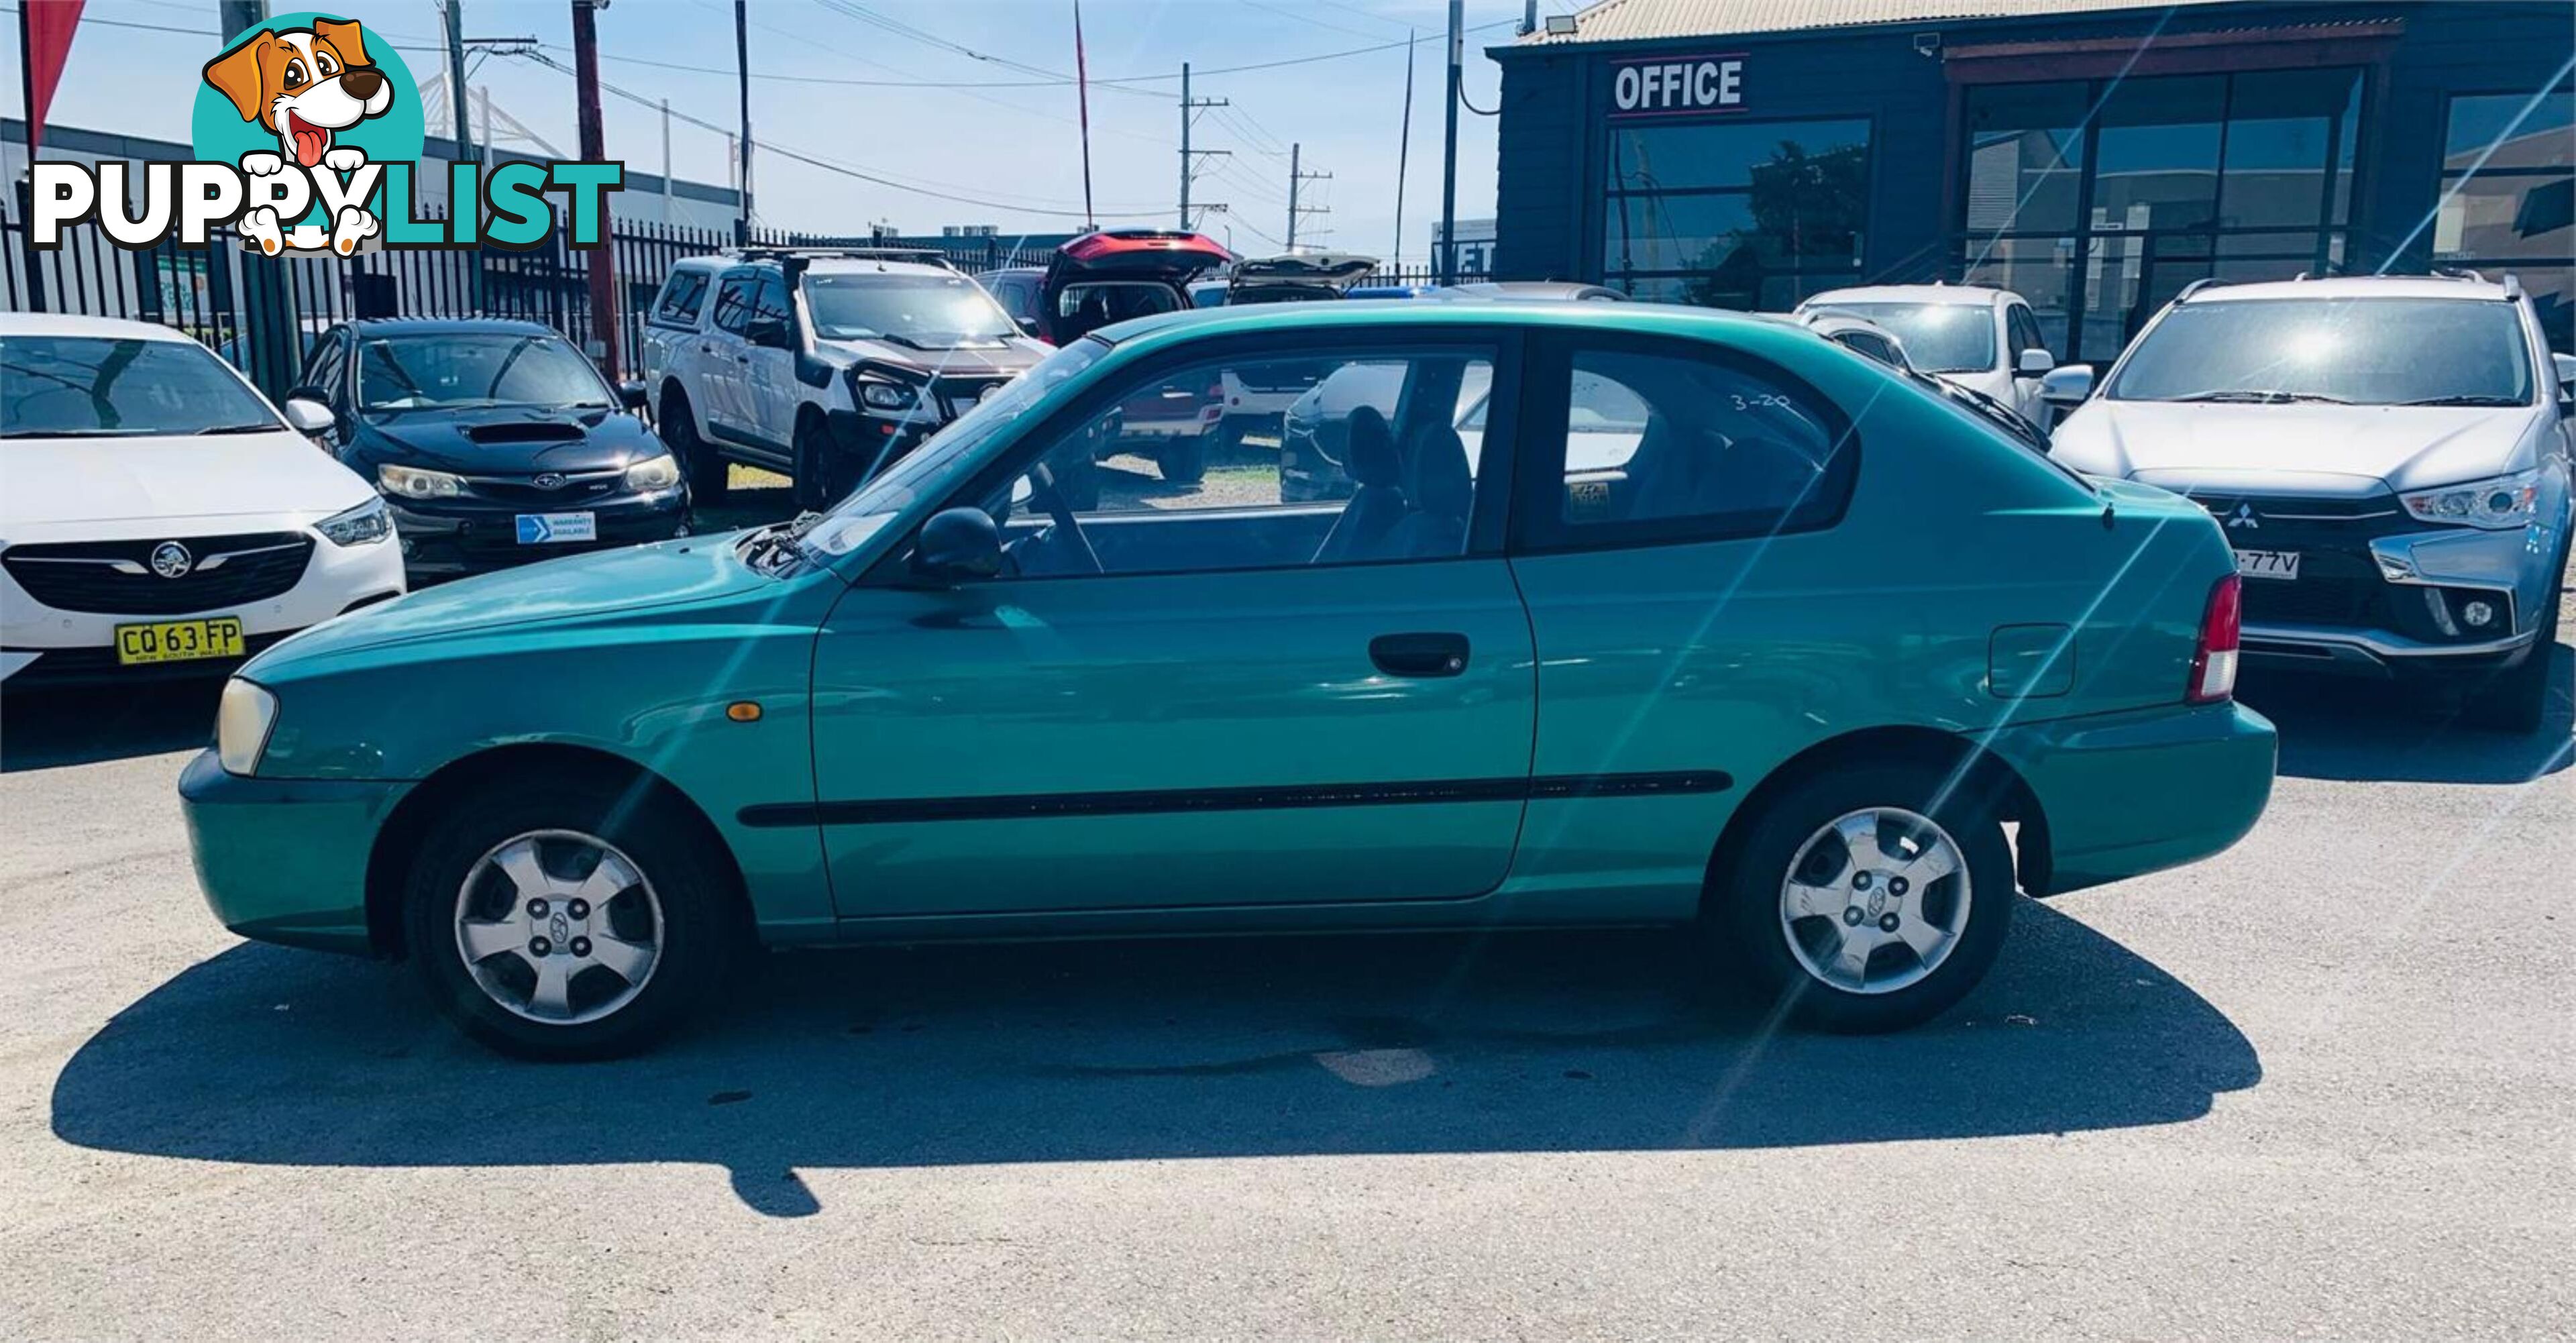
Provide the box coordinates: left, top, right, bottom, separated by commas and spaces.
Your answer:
968, 343, 1501, 580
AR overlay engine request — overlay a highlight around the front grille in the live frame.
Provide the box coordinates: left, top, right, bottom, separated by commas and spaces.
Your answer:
2242, 572, 2377, 626
3, 533, 314, 616
2184, 489, 2411, 631
463, 470, 625, 506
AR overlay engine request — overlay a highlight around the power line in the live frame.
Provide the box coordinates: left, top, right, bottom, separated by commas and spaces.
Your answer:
1238, 0, 1391, 42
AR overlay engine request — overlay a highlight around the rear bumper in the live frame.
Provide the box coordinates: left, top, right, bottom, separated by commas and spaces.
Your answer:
178, 749, 406, 955
1990, 701, 2277, 896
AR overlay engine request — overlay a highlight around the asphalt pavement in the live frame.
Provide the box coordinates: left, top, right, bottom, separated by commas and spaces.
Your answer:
0, 604, 2569, 1338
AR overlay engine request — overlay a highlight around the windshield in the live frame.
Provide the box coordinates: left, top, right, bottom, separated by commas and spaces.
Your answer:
358, 333, 612, 411
1807, 303, 1997, 374
804, 272, 1017, 345
0, 335, 282, 439
799, 336, 1110, 557
2107, 297, 2534, 406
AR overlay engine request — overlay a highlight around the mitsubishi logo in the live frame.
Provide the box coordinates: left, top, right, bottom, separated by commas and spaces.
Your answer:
148, 541, 194, 578
2225, 503, 2260, 530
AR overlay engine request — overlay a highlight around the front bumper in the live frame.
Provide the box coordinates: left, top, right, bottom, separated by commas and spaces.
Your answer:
2237, 523, 2551, 678
388, 489, 691, 577
1990, 700, 2277, 896
178, 749, 407, 955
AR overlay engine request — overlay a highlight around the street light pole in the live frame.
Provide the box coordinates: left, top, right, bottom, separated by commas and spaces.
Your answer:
570, 0, 619, 382
734, 0, 753, 244
1438, 0, 1461, 284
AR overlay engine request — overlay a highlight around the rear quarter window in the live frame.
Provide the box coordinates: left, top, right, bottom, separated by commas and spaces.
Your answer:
651, 270, 712, 329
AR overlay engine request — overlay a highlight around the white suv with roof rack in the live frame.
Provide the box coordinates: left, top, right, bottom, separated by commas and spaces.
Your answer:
2042, 270, 2574, 733
641, 248, 1049, 510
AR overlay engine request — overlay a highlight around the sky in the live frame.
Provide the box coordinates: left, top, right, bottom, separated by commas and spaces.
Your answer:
6, 0, 1573, 262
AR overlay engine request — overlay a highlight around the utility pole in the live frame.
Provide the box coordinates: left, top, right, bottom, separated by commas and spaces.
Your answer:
660, 97, 674, 217
733, 0, 753, 243
443, 0, 472, 160
1394, 29, 1414, 268
1177, 62, 1229, 231
1438, 0, 1462, 284
219, 0, 297, 397
570, 0, 619, 381
1521, 0, 1538, 35
1287, 143, 1331, 252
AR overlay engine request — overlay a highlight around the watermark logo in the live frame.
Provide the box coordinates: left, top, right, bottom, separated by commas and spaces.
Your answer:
28, 11, 621, 257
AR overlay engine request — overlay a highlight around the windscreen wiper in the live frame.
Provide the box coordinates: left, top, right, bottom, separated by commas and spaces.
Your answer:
199, 422, 284, 434
2170, 390, 2351, 405
2394, 394, 2525, 407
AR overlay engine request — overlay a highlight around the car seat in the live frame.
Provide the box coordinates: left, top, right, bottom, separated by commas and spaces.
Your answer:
1383, 423, 1473, 558
1311, 406, 1409, 563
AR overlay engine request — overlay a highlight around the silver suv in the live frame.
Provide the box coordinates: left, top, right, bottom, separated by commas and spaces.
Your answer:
2045, 273, 2573, 733
641, 248, 1046, 510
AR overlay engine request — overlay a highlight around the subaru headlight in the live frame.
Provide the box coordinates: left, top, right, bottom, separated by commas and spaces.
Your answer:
625, 453, 682, 490
858, 377, 918, 411
2400, 468, 2541, 530
378, 464, 464, 500
216, 678, 278, 776
315, 496, 392, 546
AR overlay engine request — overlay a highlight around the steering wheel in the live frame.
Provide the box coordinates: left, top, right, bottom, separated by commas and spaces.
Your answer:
1025, 461, 1106, 574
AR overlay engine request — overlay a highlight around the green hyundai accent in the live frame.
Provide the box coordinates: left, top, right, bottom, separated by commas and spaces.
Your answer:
180, 301, 2276, 1059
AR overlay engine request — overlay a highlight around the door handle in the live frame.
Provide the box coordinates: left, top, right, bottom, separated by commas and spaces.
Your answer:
1371, 632, 1470, 678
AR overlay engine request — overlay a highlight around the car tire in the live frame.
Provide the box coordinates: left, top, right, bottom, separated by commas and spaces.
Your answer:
402, 773, 739, 1061
661, 387, 729, 505
1157, 433, 1208, 486
791, 415, 845, 513
2461, 570, 2563, 735
1705, 761, 2015, 1033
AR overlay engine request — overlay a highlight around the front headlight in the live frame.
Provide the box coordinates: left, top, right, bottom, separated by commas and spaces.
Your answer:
858, 378, 918, 411
378, 463, 465, 500
2400, 468, 2541, 530
315, 496, 392, 546
624, 453, 682, 490
215, 678, 278, 776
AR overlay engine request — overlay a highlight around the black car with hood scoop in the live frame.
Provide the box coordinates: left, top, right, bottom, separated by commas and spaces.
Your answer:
285, 318, 692, 580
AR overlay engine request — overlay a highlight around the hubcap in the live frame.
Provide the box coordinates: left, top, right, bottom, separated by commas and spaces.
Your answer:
453, 829, 663, 1025
1778, 806, 1972, 996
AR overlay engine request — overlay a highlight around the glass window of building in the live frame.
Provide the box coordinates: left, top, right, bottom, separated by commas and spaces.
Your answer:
1602, 119, 1872, 309
1953, 68, 2366, 362
2436, 87, 2574, 351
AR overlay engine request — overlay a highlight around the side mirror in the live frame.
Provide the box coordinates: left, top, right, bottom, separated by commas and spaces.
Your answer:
911, 506, 1002, 582
1016, 317, 1047, 341
2039, 364, 2095, 406
744, 316, 791, 349
617, 380, 649, 410
2553, 352, 2575, 398
2017, 347, 2057, 377
282, 397, 335, 435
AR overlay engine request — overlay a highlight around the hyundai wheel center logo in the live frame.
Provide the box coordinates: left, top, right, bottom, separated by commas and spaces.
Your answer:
149, 541, 195, 578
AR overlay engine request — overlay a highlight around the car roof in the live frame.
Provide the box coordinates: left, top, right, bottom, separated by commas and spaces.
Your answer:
2182, 274, 2520, 303
344, 317, 562, 337
1802, 284, 2004, 307
800, 258, 962, 279
1093, 299, 1806, 350
0, 313, 207, 341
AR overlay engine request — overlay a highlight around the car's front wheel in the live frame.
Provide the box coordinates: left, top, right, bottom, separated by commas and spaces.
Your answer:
2460, 563, 2563, 735
402, 774, 737, 1060
661, 387, 729, 505
1709, 762, 2014, 1032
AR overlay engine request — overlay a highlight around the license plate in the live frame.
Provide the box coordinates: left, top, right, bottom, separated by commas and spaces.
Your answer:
516, 512, 597, 544
115, 616, 245, 666
2235, 549, 2302, 581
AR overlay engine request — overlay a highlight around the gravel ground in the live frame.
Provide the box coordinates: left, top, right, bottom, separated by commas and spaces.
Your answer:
0, 558, 2567, 1341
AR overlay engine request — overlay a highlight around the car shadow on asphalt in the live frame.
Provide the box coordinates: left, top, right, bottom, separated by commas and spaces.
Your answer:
0, 681, 217, 773
2249, 642, 2573, 786
52, 903, 2257, 1218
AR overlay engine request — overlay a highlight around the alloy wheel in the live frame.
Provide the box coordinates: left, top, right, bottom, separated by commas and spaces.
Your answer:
1777, 806, 1972, 996
452, 828, 665, 1025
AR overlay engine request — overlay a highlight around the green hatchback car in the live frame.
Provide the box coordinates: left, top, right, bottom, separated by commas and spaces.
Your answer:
180, 303, 2276, 1059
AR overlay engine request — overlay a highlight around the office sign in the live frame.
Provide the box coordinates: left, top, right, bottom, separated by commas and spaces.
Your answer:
1608, 54, 1747, 119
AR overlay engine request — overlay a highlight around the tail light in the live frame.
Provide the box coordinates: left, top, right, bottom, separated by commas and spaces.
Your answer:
2188, 573, 2242, 704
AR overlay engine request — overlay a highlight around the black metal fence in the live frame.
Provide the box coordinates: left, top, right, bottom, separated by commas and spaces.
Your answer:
4, 205, 1477, 378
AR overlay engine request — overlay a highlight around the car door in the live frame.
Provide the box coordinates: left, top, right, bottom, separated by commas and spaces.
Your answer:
1502, 331, 1863, 916
700, 268, 760, 448
805, 330, 1536, 918
743, 266, 801, 448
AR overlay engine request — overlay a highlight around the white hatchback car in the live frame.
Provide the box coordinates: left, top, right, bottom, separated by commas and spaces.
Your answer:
1, 315, 406, 686
1796, 284, 2059, 426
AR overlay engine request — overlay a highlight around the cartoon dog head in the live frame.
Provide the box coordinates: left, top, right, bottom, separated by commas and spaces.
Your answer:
202, 19, 394, 169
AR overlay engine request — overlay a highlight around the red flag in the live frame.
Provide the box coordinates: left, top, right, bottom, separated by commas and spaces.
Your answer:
19, 0, 85, 153
1073, 0, 1094, 229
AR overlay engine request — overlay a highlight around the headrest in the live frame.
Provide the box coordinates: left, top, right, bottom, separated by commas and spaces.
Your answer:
1344, 406, 1402, 488
1405, 423, 1474, 519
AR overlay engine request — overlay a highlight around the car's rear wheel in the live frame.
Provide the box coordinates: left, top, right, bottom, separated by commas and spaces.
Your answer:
1708, 762, 2013, 1032
661, 386, 729, 504
402, 775, 736, 1060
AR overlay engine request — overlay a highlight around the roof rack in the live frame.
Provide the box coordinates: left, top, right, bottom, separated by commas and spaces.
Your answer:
2174, 277, 2232, 302
2430, 266, 2491, 284
733, 246, 960, 273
